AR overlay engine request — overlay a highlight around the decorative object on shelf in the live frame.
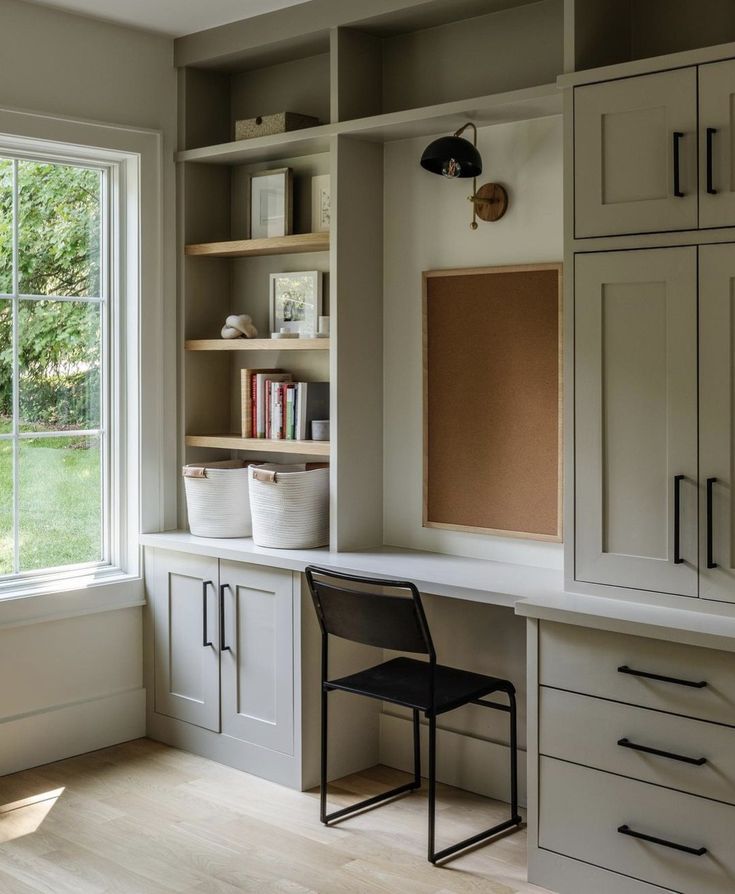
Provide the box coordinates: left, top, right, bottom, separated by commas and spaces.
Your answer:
270, 270, 323, 337
235, 112, 319, 142
420, 121, 508, 230
221, 313, 258, 339
317, 315, 330, 337
249, 463, 330, 549
183, 460, 253, 538
311, 420, 330, 442
311, 174, 331, 233
271, 330, 300, 339
248, 167, 293, 239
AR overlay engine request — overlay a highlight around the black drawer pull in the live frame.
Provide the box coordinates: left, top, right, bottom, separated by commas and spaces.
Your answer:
202, 580, 214, 648
617, 737, 707, 766
618, 824, 707, 857
618, 665, 707, 689
706, 127, 718, 194
673, 132, 685, 197
707, 477, 718, 569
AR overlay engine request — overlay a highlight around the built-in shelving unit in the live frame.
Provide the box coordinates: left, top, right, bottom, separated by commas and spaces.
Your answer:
176, 0, 566, 549
185, 338, 329, 352
185, 435, 330, 457
185, 232, 329, 258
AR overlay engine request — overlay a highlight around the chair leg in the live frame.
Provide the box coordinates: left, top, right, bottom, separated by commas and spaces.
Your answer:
321, 693, 423, 826
320, 685, 328, 824
509, 690, 521, 824
427, 691, 523, 864
413, 708, 421, 788
428, 712, 437, 863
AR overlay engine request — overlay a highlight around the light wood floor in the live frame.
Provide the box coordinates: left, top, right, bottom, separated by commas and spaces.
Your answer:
0, 739, 553, 894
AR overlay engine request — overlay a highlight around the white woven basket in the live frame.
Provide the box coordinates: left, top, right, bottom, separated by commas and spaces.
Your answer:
249, 463, 329, 549
183, 460, 252, 538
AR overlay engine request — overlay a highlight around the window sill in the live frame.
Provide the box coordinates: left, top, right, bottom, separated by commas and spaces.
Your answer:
0, 570, 144, 629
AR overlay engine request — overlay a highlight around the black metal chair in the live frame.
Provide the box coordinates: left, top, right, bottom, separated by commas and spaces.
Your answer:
305, 565, 522, 865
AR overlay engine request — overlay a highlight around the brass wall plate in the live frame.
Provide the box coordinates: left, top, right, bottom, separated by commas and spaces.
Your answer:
475, 182, 508, 222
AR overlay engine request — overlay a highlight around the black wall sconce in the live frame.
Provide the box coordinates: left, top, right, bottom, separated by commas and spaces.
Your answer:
420, 122, 508, 230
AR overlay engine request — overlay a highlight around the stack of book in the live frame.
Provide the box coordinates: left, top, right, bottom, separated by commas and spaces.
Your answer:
241, 369, 329, 440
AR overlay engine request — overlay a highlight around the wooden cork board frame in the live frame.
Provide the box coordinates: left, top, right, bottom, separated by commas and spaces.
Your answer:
423, 263, 563, 542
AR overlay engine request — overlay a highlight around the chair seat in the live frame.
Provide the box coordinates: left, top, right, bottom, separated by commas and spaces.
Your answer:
325, 656, 514, 715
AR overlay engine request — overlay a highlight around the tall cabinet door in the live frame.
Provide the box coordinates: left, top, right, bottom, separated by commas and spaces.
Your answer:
699, 243, 735, 603
219, 561, 294, 754
575, 68, 697, 237
699, 59, 735, 229
147, 548, 221, 731
575, 247, 698, 596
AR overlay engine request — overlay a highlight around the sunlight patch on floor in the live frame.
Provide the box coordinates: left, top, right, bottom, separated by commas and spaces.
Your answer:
0, 787, 64, 842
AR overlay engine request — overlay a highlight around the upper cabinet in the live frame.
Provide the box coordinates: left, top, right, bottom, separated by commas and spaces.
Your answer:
699, 59, 735, 228
575, 61, 735, 237
574, 68, 697, 238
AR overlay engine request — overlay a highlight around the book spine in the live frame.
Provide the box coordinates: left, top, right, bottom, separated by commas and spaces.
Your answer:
274, 384, 284, 440
266, 380, 273, 439
251, 375, 258, 440
286, 385, 295, 439
256, 375, 266, 438
241, 370, 249, 438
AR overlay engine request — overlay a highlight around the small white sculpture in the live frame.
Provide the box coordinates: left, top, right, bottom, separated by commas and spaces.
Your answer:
221, 314, 258, 339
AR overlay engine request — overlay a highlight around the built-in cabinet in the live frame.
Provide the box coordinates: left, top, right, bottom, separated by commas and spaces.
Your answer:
575, 61, 735, 237
147, 548, 295, 756
575, 244, 735, 602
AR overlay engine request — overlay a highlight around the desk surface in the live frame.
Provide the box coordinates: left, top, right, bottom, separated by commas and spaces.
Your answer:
139, 531, 564, 608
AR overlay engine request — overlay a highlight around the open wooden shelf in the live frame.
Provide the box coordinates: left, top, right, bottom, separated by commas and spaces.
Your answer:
185, 232, 329, 258
185, 434, 331, 457
185, 338, 330, 351
176, 123, 336, 165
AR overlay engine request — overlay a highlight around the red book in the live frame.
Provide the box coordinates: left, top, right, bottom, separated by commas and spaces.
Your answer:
251, 375, 258, 439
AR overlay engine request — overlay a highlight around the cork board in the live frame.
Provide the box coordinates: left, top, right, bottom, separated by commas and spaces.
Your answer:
423, 264, 562, 541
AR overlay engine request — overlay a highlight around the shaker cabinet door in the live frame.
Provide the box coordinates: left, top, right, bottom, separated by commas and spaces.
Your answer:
699, 243, 735, 603
575, 68, 698, 237
575, 247, 698, 596
219, 561, 295, 754
147, 548, 221, 732
699, 59, 735, 229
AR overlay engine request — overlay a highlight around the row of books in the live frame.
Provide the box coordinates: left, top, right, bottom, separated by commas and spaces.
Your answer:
240, 369, 329, 441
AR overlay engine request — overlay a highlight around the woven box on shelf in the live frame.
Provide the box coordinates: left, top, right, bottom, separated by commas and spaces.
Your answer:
234, 112, 319, 141
249, 463, 329, 549
183, 460, 252, 538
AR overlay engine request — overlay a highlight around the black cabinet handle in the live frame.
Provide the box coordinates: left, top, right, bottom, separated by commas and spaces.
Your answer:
202, 580, 214, 648
618, 824, 707, 857
674, 474, 685, 564
617, 737, 706, 766
673, 132, 685, 197
706, 127, 718, 194
707, 477, 718, 569
618, 665, 707, 689
219, 583, 232, 652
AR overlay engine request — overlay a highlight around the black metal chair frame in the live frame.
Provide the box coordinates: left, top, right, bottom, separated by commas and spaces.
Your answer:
305, 565, 522, 865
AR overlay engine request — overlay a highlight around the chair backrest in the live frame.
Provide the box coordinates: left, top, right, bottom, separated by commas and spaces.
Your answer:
305, 566, 435, 657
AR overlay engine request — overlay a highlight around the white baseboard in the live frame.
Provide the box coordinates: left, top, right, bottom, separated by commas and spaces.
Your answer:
0, 688, 146, 776
379, 711, 527, 807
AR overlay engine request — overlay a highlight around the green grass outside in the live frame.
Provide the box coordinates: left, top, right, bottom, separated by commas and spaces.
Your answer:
0, 417, 101, 575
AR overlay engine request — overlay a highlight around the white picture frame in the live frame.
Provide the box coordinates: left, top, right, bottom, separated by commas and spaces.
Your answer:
249, 168, 293, 239
310, 174, 331, 233
269, 271, 323, 336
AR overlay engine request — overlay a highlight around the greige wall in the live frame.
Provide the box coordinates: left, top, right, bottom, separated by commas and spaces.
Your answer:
383, 116, 564, 569
0, 0, 176, 772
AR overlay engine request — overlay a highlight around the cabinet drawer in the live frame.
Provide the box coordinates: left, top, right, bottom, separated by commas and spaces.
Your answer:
540, 757, 735, 894
540, 688, 735, 805
539, 622, 735, 726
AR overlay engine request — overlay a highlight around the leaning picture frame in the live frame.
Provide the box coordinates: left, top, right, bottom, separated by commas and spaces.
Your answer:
269, 271, 323, 336
248, 167, 293, 239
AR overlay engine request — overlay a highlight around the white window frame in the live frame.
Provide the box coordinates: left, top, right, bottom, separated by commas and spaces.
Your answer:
0, 107, 170, 619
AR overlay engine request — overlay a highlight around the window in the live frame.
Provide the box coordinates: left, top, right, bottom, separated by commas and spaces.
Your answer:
0, 153, 112, 581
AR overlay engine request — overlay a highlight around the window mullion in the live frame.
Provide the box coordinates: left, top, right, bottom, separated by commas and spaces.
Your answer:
11, 159, 19, 576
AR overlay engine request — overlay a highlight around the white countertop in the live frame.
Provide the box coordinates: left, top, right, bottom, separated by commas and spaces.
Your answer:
517, 591, 735, 652
139, 530, 565, 608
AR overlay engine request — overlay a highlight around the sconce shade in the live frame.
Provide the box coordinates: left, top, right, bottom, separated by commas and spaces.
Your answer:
420, 135, 483, 179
